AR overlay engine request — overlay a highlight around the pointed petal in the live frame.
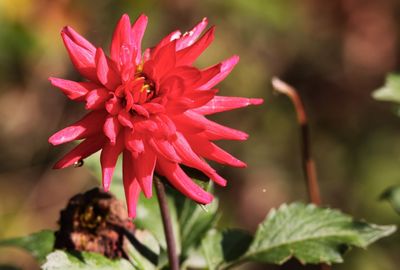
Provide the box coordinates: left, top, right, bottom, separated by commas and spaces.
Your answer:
175, 27, 215, 66
103, 116, 121, 144
53, 135, 106, 169
132, 145, 156, 198
183, 111, 248, 141
151, 30, 181, 57
110, 14, 134, 68
62, 26, 96, 51
173, 132, 227, 186
149, 138, 180, 162
187, 135, 246, 168
49, 110, 107, 145
198, 55, 239, 90
123, 150, 141, 218
132, 14, 148, 64
61, 27, 97, 82
95, 48, 121, 90
131, 104, 150, 118
156, 159, 213, 204
148, 40, 177, 79
193, 96, 264, 115
105, 95, 123, 115
100, 133, 125, 191
49, 77, 98, 101
85, 88, 110, 110
176, 18, 208, 50
125, 130, 144, 153
118, 110, 134, 128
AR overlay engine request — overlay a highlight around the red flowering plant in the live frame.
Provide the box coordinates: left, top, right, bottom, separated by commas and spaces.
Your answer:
48, 14, 263, 219
1, 13, 396, 270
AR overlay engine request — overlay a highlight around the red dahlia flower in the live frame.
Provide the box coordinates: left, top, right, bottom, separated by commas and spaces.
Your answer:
49, 14, 263, 218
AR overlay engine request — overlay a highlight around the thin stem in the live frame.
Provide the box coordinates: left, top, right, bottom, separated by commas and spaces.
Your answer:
154, 176, 179, 270
272, 77, 321, 205
272, 78, 330, 270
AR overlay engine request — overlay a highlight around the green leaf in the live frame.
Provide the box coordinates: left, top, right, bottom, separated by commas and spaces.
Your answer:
372, 73, 400, 103
177, 183, 219, 254
0, 230, 55, 263
380, 185, 400, 215
201, 229, 253, 270
41, 250, 135, 270
125, 230, 160, 270
244, 203, 396, 265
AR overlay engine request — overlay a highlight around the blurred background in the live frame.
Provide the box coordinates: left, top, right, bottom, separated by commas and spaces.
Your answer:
0, 0, 399, 269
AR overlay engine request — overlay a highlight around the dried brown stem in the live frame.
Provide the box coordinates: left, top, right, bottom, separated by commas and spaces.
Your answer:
272, 77, 329, 270
154, 176, 179, 270
272, 77, 321, 205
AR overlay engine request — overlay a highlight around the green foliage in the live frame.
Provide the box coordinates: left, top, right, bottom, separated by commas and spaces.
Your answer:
201, 203, 396, 269
380, 185, 400, 215
41, 251, 134, 270
201, 229, 252, 270
0, 230, 54, 263
245, 203, 395, 265
2, 159, 395, 270
372, 73, 400, 103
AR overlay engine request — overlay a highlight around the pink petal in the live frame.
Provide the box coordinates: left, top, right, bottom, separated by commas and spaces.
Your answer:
193, 96, 264, 115
176, 18, 208, 50
198, 55, 239, 90
85, 88, 110, 110
117, 110, 134, 128
151, 30, 182, 57
131, 104, 150, 118
173, 132, 227, 186
175, 26, 215, 66
131, 14, 148, 65
105, 95, 123, 115
49, 77, 98, 101
95, 48, 121, 90
131, 145, 157, 198
61, 27, 98, 82
187, 135, 246, 168
62, 26, 96, 52
49, 110, 107, 145
142, 102, 165, 114
184, 89, 218, 109
156, 158, 213, 204
100, 133, 125, 191
161, 66, 201, 89
183, 111, 248, 141
103, 116, 121, 144
123, 150, 142, 218
53, 135, 106, 169
149, 138, 180, 162
125, 130, 144, 154
111, 14, 134, 68
148, 40, 177, 79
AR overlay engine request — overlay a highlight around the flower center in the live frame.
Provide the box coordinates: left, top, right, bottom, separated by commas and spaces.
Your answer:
115, 72, 156, 111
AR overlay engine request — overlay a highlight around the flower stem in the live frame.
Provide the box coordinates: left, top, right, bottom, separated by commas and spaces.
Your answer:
272, 78, 329, 270
272, 77, 321, 205
154, 176, 179, 270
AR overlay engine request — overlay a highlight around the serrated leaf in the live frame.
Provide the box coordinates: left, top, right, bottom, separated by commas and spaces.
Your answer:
41, 250, 135, 270
201, 229, 253, 270
380, 185, 400, 215
372, 73, 400, 103
0, 230, 55, 263
244, 203, 396, 265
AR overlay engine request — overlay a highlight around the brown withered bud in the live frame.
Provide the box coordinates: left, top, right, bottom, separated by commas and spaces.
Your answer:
54, 188, 134, 259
